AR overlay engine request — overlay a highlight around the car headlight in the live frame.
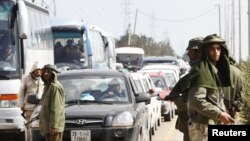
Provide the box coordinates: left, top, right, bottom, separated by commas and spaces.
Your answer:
30, 105, 41, 128
112, 111, 134, 127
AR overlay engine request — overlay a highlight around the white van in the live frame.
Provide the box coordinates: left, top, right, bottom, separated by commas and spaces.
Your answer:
130, 72, 161, 140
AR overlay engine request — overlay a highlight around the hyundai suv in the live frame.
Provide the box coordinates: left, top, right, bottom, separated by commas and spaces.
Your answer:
29, 69, 151, 141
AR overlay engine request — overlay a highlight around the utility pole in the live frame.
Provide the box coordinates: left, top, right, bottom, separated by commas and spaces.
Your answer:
239, 0, 241, 63
217, 4, 221, 36
123, 0, 131, 34
133, 8, 138, 35
224, 0, 230, 46
231, 0, 235, 56
53, 0, 56, 17
127, 24, 131, 46
248, 0, 250, 59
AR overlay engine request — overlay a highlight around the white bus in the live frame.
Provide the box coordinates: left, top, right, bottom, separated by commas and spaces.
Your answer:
115, 47, 144, 70
51, 19, 116, 70
0, 0, 53, 140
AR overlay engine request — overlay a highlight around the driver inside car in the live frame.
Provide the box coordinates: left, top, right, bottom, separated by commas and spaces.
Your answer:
99, 79, 125, 101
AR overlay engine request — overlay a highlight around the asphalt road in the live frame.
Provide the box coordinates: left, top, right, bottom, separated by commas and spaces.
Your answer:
152, 115, 184, 141
0, 115, 184, 141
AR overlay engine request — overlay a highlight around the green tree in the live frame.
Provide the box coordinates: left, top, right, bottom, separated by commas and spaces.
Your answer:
239, 59, 250, 124
116, 33, 175, 56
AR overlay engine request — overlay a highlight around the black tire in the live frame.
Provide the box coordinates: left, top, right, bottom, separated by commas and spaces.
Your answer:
151, 126, 155, 135
164, 112, 172, 121
157, 118, 161, 126
171, 105, 175, 118
149, 129, 152, 141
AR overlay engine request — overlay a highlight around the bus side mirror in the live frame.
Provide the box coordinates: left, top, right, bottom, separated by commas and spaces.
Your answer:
17, 0, 28, 39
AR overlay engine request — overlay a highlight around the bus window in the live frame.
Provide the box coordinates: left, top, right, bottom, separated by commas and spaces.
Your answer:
115, 47, 144, 71
51, 21, 114, 70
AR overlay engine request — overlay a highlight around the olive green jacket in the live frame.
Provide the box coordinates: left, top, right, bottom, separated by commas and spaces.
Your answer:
223, 64, 242, 109
188, 86, 225, 124
188, 40, 231, 124
39, 71, 65, 134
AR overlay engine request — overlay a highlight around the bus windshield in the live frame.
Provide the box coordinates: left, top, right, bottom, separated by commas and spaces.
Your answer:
115, 47, 144, 69
52, 22, 111, 70
52, 24, 86, 69
0, 1, 19, 79
116, 53, 143, 67
54, 37, 85, 68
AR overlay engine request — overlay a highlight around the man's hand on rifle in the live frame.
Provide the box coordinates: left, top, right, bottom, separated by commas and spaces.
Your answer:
218, 112, 235, 124
227, 106, 236, 118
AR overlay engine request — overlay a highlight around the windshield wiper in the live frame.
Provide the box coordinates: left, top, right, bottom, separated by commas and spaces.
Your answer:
66, 100, 113, 107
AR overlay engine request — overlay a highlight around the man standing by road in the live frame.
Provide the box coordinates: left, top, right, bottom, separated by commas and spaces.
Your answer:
39, 64, 65, 141
164, 37, 204, 141
19, 61, 43, 141
188, 34, 234, 141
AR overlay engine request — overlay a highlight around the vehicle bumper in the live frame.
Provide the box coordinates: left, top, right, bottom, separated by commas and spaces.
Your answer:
0, 108, 26, 133
31, 125, 140, 141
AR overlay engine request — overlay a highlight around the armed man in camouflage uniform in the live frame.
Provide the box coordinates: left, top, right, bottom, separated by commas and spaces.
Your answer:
164, 37, 203, 141
188, 34, 235, 141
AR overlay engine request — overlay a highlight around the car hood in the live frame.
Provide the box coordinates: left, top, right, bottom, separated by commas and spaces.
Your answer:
65, 104, 134, 118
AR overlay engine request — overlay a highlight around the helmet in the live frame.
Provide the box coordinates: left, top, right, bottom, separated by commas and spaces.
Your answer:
202, 34, 225, 45
186, 37, 204, 50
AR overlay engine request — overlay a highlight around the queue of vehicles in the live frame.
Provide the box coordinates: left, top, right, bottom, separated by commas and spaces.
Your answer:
27, 68, 178, 141
0, 1, 186, 141
29, 69, 151, 141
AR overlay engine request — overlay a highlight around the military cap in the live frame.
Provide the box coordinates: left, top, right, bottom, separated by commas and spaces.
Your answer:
42, 64, 60, 73
202, 34, 225, 45
186, 37, 204, 50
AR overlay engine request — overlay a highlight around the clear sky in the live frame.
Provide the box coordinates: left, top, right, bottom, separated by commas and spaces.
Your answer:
35, 0, 248, 62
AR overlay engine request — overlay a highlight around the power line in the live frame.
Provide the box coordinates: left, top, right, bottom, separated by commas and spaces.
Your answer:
137, 7, 216, 22
122, 0, 131, 33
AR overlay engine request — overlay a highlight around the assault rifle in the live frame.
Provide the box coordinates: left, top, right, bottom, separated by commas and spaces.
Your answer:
206, 95, 225, 112
24, 115, 39, 127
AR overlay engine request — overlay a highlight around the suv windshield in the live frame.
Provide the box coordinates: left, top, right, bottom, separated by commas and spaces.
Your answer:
59, 76, 129, 104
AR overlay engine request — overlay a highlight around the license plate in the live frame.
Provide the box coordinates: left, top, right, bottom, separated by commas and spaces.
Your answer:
71, 130, 91, 141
